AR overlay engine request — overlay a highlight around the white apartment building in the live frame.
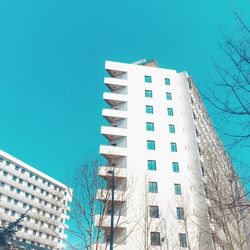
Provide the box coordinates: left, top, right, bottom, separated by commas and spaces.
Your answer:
0, 150, 72, 250
96, 60, 249, 250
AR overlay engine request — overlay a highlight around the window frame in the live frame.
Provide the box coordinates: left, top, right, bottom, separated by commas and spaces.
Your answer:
170, 142, 177, 152
166, 92, 172, 100
145, 90, 153, 98
144, 75, 152, 83
169, 124, 175, 133
149, 182, 158, 193
146, 122, 154, 131
172, 162, 179, 173
146, 105, 154, 114
148, 160, 157, 171
174, 183, 182, 195
179, 233, 187, 247
167, 108, 174, 116
147, 140, 156, 150
149, 206, 159, 218
150, 232, 161, 246
165, 78, 170, 85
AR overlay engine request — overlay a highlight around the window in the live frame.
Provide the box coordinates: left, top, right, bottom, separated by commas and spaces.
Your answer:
35, 176, 38, 181
167, 108, 174, 116
15, 166, 19, 171
144, 75, 152, 83
16, 189, 21, 194
149, 182, 158, 193
147, 140, 155, 150
165, 78, 170, 85
21, 169, 25, 174
145, 90, 153, 98
169, 124, 175, 133
148, 160, 156, 171
14, 199, 18, 205
166, 92, 172, 100
150, 232, 160, 246
176, 207, 184, 220
3, 171, 8, 176
0, 182, 5, 187
174, 184, 182, 195
10, 186, 14, 191
12, 176, 17, 181
4, 208, 9, 214
11, 211, 16, 216
170, 142, 177, 152
146, 122, 154, 131
146, 105, 153, 114
29, 173, 33, 178
150, 206, 159, 218
172, 162, 179, 173
179, 233, 187, 247
18, 179, 23, 184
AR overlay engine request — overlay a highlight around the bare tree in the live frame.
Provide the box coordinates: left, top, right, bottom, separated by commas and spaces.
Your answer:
66, 160, 136, 250
198, 146, 250, 250
203, 11, 250, 147
0, 209, 29, 250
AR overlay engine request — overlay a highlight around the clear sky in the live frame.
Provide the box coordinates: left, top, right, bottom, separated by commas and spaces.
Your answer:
0, 0, 249, 209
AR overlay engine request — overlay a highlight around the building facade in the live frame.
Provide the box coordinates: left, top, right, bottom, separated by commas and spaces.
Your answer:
0, 150, 72, 250
95, 60, 249, 249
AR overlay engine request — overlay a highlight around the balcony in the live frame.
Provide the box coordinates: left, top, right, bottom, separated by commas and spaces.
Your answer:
103, 92, 127, 106
104, 77, 127, 91
98, 166, 127, 179
102, 109, 127, 122
96, 189, 126, 202
101, 126, 127, 140
95, 214, 127, 228
99, 145, 127, 159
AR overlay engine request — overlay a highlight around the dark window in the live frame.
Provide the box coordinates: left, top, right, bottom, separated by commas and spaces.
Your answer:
151, 232, 161, 246
150, 206, 159, 218
179, 233, 187, 247
149, 182, 158, 193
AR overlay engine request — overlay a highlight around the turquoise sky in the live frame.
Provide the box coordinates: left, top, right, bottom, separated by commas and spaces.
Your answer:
0, 1, 249, 242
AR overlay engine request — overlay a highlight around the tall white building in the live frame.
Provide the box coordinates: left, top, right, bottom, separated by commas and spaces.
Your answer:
96, 60, 249, 250
0, 150, 72, 250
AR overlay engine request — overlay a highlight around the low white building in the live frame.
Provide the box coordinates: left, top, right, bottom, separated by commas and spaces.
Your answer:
0, 150, 72, 250
95, 59, 249, 250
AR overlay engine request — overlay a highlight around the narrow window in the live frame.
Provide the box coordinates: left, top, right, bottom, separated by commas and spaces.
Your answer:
150, 232, 161, 246
146, 122, 154, 131
170, 142, 177, 152
145, 90, 153, 98
148, 160, 156, 171
169, 124, 175, 133
146, 105, 153, 114
149, 182, 158, 193
172, 162, 179, 173
174, 183, 182, 195
144, 75, 152, 83
147, 140, 155, 150
179, 233, 187, 247
150, 206, 159, 218
167, 108, 174, 116
165, 78, 170, 85
176, 207, 184, 220
166, 92, 172, 100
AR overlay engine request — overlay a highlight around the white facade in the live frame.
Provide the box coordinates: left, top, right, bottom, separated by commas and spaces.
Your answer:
96, 60, 249, 250
0, 150, 72, 250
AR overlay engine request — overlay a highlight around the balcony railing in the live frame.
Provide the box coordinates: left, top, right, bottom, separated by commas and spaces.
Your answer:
103, 92, 127, 106
96, 189, 126, 202
101, 126, 127, 140
94, 214, 127, 228
102, 109, 127, 122
104, 77, 127, 91
99, 145, 127, 159
98, 166, 127, 179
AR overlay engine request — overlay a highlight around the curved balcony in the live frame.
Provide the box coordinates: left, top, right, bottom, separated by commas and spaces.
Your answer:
103, 92, 127, 106
102, 109, 127, 122
104, 77, 127, 91
98, 166, 127, 179
96, 189, 126, 202
95, 214, 127, 228
99, 145, 127, 159
101, 126, 127, 140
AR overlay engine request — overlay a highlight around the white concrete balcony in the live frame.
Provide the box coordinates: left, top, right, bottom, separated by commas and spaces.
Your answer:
101, 126, 127, 140
96, 189, 126, 202
102, 108, 127, 122
103, 92, 127, 106
98, 166, 127, 179
104, 77, 127, 91
99, 145, 127, 159
95, 214, 127, 228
